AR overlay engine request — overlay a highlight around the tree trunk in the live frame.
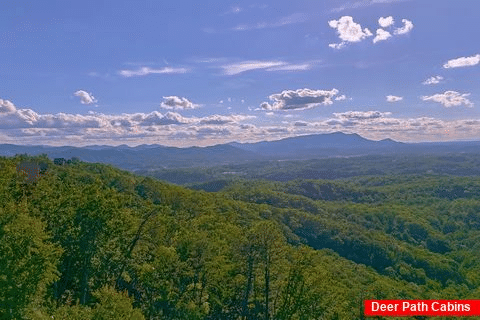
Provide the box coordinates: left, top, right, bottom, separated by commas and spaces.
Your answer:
265, 251, 270, 320
242, 252, 254, 319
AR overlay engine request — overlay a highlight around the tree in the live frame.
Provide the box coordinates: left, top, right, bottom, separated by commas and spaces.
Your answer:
0, 201, 62, 319
244, 221, 286, 320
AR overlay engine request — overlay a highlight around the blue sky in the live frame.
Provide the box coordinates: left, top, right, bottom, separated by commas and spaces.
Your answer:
1, 0, 480, 146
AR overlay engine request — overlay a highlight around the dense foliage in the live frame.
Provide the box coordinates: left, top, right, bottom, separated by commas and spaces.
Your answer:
2, 155, 480, 319
138, 153, 480, 185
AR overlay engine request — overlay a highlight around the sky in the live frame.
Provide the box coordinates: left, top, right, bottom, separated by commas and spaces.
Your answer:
1, 0, 480, 147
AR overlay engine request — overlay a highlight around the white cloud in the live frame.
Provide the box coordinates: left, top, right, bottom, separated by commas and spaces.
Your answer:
333, 111, 392, 120
198, 114, 255, 125
394, 19, 414, 35
422, 91, 473, 108
223, 6, 242, 15
74, 90, 97, 105
160, 96, 199, 110
386, 95, 403, 102
330, 0, 410, 13
266, 63, 312, 72
443, 54, 480, 69
138, 111, 192, 126
119, 66, 189, 77
232, 13, 307, 31
221, 61, 286, 75
378, 16, 394, 28
328, 16, 373, 49
220, 60, 313, 75
5, 104, 480, 146
0, 99, 16, 113
260, 88, 339, 111
373, 28, 392, 43
422, 76, 444, 85
328, 43, 346, 50
335, 95, 347, 101
294, 121, 309, 127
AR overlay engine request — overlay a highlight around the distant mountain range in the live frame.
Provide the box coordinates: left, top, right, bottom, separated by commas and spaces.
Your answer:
1, 132, 480, 170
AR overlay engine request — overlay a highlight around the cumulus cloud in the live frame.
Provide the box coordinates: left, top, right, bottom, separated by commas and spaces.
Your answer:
160, 96, 199, 110
386, 95, 403, 102
0, 99, 16, 113
422, 91, 473, 108
373, 29, 392, 43
443, 54, 480, 69
335, 95, 347, 101
260, 88, 340, 111
328, 16, 372, 49
74, 90, 97, 105
378, 16, 394, 28
394, 19, 414, 35
423, 76, 444, 85
119, 66, 189, 77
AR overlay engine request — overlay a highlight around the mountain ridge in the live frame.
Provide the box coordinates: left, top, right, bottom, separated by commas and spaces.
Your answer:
2, 132, 480, 170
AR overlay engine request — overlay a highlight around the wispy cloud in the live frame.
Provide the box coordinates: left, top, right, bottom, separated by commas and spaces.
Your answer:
386, 95, 403, 102
220, 60, 314, 75
264, 63, 312, 72
119, 66, 189, 77
222, 6, 242, 15
232, 13, 307, 31
330, 0, 410, 13
443, 54, 480, 69
221, 61, 285, 75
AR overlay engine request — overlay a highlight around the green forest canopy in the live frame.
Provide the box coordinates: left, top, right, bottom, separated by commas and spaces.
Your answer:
2, 155, 480, 319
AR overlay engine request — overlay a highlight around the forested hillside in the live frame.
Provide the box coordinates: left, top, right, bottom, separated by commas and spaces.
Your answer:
2, 155, 480, 319
138, 153, 480, 185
